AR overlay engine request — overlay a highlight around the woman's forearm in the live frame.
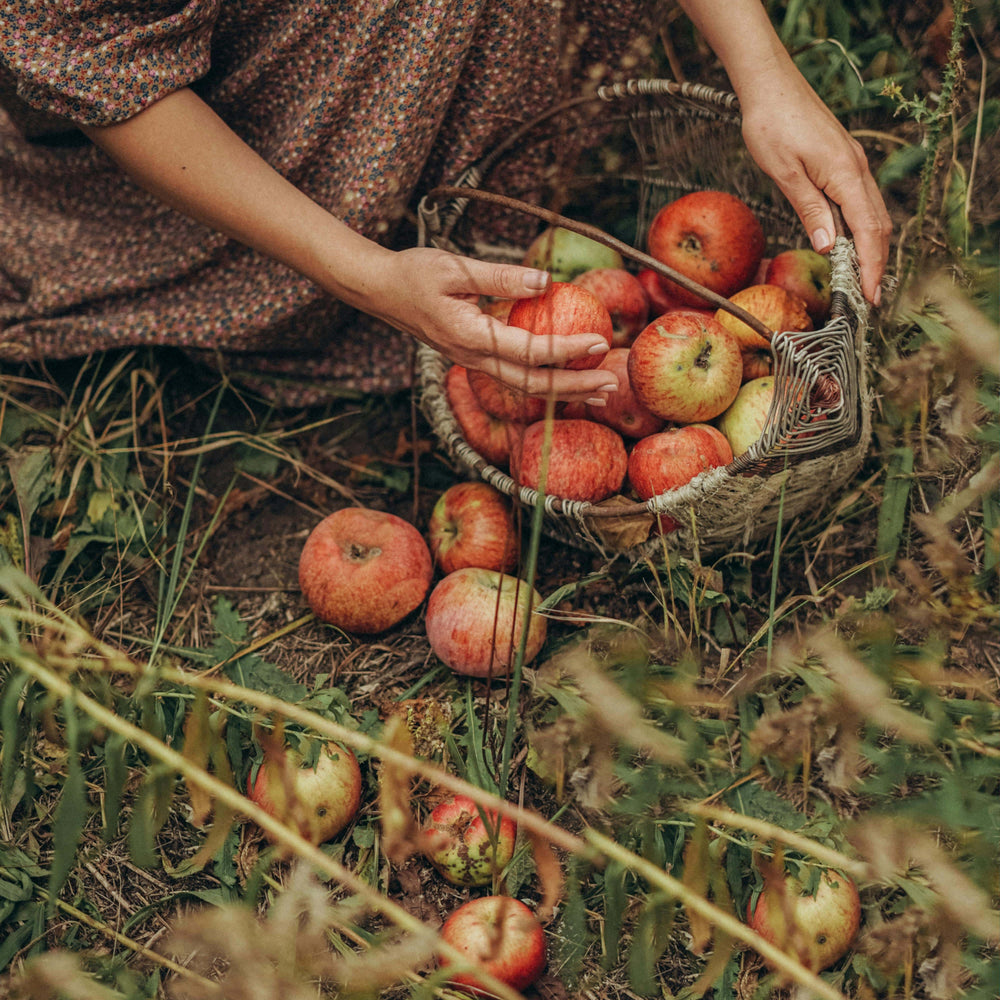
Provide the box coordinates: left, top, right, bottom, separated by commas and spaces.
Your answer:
81, 87, 393, 306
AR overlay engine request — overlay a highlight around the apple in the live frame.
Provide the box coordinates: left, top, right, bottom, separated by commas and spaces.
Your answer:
572, 267, 649, 347
646, 190, 764, 307
513, 418, 628, 504
765, 248, 832, 324
422, 793, 517, 887
626, 311, 743, 423
637, 266, 687, 316
445, 365, 521, 467
627, 424, 733, 532
715, 376, 775, 457
585, 347, 666, 439
465, 367, 548, 424
428, 482, 519, 575
507, 281, 614, 371
425, 567, 547, 678
298, 507, 433, 634
746, 866, 861, 972
246, 739, 362, 845
439, 895, 547, 995
522, 225, 624, 281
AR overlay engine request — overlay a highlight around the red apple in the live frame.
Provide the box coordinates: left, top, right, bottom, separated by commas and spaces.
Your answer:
438, 896, 547, 995
746, 866, 861, 972
513, 418, 628, 504
428, 482, 519, 575
765, 248, 832, 324
714, 284, 811, 351
246, 740, 362, 845
637, 267, 687, 316
715, 376, 775, 457
422, 793, 517, 887
585, 348, 666, 439
573, 267, 649, 347
298, 507, 433, 634
646, 190, 764, 307
507, 281, 613, 371
522, 225, 623, 281
465, 367, 549, 424
445, 365, 521, 468
425, 568, 547, 678
626, 311, 743, 423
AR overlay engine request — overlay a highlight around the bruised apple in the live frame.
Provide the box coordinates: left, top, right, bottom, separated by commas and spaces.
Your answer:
627, 311, 742, 423
425, 568, 546, 678
298, 508, 433, 634
422, 793, 516, 886
522, 225, 623, 281
646, 190, 764, 307
512, 418, 628, 503
573, 267, 649, 347
507, 282, 614, 371
428, 481, 518, 575
585, 347, 665, 439
438, 896, 547, 994
445, 365, 521, 466
247, 740, 362, 845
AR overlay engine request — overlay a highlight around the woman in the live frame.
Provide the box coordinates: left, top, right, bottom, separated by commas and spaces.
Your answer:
0, 1, 890, 406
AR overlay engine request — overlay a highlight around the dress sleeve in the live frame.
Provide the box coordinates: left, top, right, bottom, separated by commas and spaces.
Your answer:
0, 1, 222, 126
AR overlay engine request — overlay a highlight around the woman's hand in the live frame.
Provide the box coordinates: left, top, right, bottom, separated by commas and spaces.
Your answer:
360, 247, 618, 404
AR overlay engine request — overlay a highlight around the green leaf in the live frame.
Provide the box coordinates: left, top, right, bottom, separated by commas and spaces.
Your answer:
7, 450, 54, 523
555, 856, 589, 990
876, 142, 926, 187
627, 892, 675, 996
877, 447, 915, 564
601, 860, 629, 970
102, 731, 128, 841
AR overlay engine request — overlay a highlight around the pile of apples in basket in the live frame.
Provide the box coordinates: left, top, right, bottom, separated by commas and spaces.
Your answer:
449, 189, 833, 530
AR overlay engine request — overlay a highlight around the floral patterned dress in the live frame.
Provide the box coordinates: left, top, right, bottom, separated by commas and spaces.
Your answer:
0, 1, 652, 405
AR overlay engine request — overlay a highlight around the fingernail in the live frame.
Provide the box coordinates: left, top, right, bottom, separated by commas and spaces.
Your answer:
588, 341, 611, 355
524, 270, 550, 291
586, 396, 607, 407
811, 228, 832, 252
873, 285, 882, 307
598, 383, 617, 393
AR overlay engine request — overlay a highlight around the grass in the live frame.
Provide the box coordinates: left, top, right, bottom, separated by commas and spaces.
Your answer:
1, 3, 999, 999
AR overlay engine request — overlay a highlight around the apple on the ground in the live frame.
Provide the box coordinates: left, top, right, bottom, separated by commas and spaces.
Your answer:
646, 190, 764, 307
425, 567, 547, 678
512, 418, 628, 504
422, 793, 517, 886
246, 739, 362, 845
746, 865, 862, 972
522, 225, 624, 281
627, 310, 743, 423
438, 895, 547, 995
573, 267, 649, 347
445, 365, 521, 468
298, 507, 433, 634
428, 481, 518, 575
765, 248, 832, 324
507, 281, 614, 371
585, 347, 666, 439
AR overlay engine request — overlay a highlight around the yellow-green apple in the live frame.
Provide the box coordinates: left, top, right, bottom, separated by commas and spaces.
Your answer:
425, 568, 546, 678
299, 508, 432, 634
572, 267, 649, 347
714, 284, 810, 382
746, 865, 861, 972
422, 793, 516, 886
585, 348, 666, 439
765, 248, 832, 324
507, 281, 614, 371
445, 365, 520, 468
646, 190, 764, 307
246, 739, 362, 845
438, 895, 547, 994
428, 481, 518, 575
465, 368, 548, 424
627, 424, 734, 532
627, 311, 743, 423
715, 376, 775, 457
512, 418, 628, 503
522, 225, 623, 281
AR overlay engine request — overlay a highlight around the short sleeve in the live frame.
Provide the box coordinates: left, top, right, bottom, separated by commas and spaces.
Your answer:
0, 1, 222, 126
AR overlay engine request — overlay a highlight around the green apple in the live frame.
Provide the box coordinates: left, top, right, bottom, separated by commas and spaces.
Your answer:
522, 226, 623, 281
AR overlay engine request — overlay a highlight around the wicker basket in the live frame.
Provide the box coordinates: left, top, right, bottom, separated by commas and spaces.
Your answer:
416, 79, 872, 559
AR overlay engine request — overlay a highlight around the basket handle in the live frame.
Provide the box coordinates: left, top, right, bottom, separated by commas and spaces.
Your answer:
425, 185, 774, 341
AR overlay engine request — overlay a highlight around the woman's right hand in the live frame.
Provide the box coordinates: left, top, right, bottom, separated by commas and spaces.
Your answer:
359, 247, 619, 405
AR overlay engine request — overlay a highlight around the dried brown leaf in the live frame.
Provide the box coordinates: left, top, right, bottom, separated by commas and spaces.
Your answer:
377, 714, 423, 865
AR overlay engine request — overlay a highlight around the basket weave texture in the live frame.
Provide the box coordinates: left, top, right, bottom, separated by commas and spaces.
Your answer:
416, 79, 872, 559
